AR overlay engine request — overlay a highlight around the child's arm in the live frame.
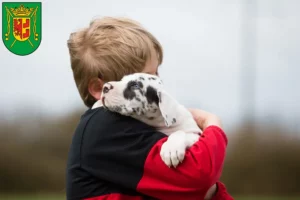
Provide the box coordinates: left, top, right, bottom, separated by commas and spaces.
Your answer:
211, 182, 234, 200
81, 110, 231, 200
189, 108, 223, 130
190, 109, 234, 200
135, 125, 228, 200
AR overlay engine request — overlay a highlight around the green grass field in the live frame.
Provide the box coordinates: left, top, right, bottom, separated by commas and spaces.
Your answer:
0, 195, 300, 200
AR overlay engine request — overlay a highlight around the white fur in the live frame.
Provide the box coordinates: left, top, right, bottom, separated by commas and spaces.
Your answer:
92, 73, 202, 168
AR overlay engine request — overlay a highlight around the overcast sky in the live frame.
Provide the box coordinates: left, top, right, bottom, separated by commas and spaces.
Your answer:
1, 0, 299, 131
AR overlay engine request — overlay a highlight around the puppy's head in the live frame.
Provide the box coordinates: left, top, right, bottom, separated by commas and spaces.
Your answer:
101, 73, 178, 127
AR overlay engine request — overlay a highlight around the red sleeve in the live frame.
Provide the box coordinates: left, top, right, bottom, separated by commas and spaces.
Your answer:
137, 125, 228, 200
212, 182, 234, 200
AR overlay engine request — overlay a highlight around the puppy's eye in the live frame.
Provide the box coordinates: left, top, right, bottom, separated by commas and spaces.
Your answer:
130, 82, 140, 90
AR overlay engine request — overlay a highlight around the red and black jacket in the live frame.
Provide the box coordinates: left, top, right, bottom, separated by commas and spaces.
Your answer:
66, 107, 233, 200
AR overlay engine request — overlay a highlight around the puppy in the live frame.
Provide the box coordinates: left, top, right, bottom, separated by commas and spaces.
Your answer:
92, 73, 202, 168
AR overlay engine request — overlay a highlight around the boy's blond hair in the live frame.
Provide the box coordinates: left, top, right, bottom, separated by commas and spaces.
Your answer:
67, 17, 163, 108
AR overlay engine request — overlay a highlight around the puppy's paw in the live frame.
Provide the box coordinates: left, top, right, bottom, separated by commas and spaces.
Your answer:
185, 133, 200, 148
160, 131, 186, 168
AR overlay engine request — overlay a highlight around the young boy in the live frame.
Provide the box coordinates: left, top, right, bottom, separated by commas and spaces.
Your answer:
66, 17, 233, 200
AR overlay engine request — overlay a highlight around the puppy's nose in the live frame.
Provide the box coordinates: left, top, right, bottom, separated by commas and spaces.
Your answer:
103, 83, 114, 94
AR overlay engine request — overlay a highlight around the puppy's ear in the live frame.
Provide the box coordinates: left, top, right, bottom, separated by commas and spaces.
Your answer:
157, 90, 178, 127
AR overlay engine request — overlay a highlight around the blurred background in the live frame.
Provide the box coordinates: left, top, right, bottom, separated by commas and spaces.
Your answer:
1, 0, 299, 199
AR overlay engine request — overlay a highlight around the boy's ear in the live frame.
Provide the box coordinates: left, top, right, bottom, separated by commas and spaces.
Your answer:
157, 89, 178, 127
88, 78, 104, 101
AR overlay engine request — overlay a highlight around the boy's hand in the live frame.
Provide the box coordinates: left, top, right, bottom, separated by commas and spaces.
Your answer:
188, 109, 222, 199
204, 183, 217, 200
188, 108, 223, 130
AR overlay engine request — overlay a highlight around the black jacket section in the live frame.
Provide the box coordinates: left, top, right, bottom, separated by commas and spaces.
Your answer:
66, 107, 166, 200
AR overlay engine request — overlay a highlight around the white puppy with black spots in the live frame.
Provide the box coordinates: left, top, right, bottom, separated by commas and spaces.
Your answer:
92, 73, 202, 168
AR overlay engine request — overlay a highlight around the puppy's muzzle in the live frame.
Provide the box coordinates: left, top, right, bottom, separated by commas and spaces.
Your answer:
103, 83, 114, 94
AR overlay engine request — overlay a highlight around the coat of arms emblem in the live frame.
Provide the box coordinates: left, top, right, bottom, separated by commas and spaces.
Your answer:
2, 2, 42, 56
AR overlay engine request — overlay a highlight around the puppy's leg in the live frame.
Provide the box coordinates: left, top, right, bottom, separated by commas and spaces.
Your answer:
160, 131, 186, 168
185, 133, 200, 148
160, 131, 200, 168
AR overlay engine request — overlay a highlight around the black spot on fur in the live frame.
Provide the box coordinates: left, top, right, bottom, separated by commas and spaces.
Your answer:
152, 108, 158, 113
145, 86, 159, 105
115, 106, 122, 112
172, 118, 176, 124
139, 77, 145, 80
158, 92, 162, 103
148, 117, 155, 120
148, 77, 157, 81
137, 81, 143, 88
138, 89, 144, 96
123, 81, 137, 100
136, 97, 141, 102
